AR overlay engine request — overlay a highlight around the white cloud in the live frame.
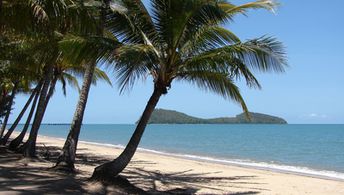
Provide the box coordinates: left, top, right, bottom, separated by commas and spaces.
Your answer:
299, 113, 329, 119
309, 113, 318, 117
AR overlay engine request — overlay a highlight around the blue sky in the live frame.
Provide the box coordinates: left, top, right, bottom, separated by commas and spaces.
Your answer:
10, 0, 344, 124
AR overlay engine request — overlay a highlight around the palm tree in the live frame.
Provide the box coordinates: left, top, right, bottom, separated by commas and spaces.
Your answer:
0, 46, 42, 144
0, 33, 43, 140
1, 0, 70, 156
0, 51, 34, 138
54, 61, 96, 170
12, 0, 101, 157
54, 0, 115, 171
0, 83, 41, 145
2, 0, 109, 156
0, 81, 18, 138
21, 50, 112, 156
85, 0, 288, 180
8, 83, 41, 150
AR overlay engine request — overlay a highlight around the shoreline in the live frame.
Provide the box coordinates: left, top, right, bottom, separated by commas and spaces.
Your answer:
81, 140, 344, 182
37, 133, 344, 182
6, 132, 344, 194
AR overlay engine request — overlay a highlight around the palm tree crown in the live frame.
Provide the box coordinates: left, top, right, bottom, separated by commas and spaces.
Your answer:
93, 0, 286, 110
84, 0, 288, 179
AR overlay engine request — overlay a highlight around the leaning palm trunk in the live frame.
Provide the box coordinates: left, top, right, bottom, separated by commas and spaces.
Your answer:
9, 86, 40, 150
23, 66, 55, 157
55, 0, 109, 170
91, 86, 163, 180
86, 0, 287, 182
0, 82, 18, 138
55, 62, 96, 171
0, 86, 39, 145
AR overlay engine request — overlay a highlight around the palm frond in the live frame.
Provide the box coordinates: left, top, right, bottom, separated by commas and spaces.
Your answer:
65, 0, 100, 35
120, 0, 160, 45
228, 58, 261, 89
59, 75, 68, 96
184, 36, 287, 73
235, 36, 287, 72
62, 72, 81, 93
106, 2, 145, 44
114, 44, 159, 93
219, 0, 278, 17
59, 34, 121, 64
176, 70, 249, 116
30, 0, 50, 24
181, 26, 241, 57
151, 0, 228, 50
92, 67, 112, 87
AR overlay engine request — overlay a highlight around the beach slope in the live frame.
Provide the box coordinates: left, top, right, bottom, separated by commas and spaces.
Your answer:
1, 133, 343, 194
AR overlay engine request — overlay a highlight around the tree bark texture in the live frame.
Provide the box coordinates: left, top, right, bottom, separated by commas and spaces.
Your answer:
91, 87, 163, 180
1, 83, 41, 145
23, 65, 55, 157
0, 82, 18, 138
55, 62, 96, 170
9, 87, 40, 150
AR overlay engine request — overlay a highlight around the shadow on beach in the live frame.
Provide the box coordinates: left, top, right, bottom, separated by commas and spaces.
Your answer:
0, 145, 265, 194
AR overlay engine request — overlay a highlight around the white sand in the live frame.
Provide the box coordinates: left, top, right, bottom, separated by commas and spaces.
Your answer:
26, 133, 344, 195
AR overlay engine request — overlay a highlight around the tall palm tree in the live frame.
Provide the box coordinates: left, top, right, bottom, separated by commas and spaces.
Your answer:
13, 0, 102, 157
0, 49, 34, 138
0, 34, 43, 139
21, 50, 111, 156
83, 0, 288, 180
1, 56, 102, 146
0, 81, 18, 138
1, 0, 102, 155
0, 83, 41, 145
54, 0, 116, 171
9, 83, 41, 150
0, 44, 42, 143
1, 0, 72, 156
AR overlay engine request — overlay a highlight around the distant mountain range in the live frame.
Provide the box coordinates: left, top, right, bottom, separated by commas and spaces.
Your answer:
147, 109, 287, 124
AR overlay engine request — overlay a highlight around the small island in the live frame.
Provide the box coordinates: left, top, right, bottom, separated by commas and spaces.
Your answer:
148, 109, 287, 124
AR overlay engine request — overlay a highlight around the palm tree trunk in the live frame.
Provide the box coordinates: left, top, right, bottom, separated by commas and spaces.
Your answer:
91, 86, 163, 181
9, 85, 41, 150
54, 0, 109, 170
23, 67, 55, 157
0, 82, 18, 138
0, 86, 38, 145
55, 62, 96, 171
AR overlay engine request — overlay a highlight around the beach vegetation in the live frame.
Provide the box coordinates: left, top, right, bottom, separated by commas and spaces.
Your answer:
1, 0, 287, 183
0, 0, 112, 156
147, 108, 287, 124
81, 0, 288, 180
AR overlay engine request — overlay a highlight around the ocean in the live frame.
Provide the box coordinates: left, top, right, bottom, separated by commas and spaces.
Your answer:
16, 124, 344, 180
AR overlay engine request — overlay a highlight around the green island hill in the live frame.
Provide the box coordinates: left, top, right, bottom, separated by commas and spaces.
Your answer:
147, 109, 287, 124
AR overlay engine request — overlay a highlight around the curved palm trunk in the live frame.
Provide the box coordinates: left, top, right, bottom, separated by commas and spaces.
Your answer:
0, 87, 38, 145
9, 87, 40, 150
55, 62, 96, 171
91, 87, 163, 180
0, 82, 18, 138
23, 67, 56, 157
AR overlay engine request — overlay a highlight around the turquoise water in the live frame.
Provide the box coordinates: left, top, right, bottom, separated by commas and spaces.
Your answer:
16, 124, 344, 179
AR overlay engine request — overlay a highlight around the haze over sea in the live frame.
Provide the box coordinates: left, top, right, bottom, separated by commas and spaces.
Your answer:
17, 124, 344, 180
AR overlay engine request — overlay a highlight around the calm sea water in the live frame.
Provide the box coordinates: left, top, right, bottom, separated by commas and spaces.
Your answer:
16, 124, 344, 179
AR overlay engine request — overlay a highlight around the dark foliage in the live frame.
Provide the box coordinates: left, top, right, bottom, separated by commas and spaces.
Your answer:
147, 109, 287, 124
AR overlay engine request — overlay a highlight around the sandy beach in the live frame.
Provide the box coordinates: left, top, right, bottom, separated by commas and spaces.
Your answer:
0, 132, 343, 194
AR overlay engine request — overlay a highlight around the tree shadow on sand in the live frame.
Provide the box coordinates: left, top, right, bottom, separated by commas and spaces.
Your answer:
122, 161, 267, 195
1, 145, 267, 194
0, 146, 146, 195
